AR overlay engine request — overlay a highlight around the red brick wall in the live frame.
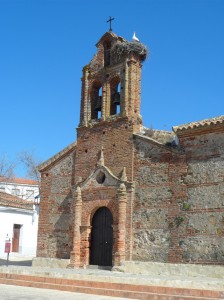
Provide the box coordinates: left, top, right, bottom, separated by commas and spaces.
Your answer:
37, 152, 75, 259
75, 118, 136, 265
76, 118, 135, 182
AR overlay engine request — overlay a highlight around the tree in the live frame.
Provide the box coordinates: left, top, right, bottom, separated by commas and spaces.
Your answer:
0, 154, 16, 178
0, 152, 41, 202
18, 151, 42, 182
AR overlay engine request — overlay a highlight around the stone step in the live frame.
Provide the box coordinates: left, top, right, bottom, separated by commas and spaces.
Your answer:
0, 272, 223, 299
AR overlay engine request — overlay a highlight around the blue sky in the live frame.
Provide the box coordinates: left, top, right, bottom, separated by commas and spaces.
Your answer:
0, 0, 223, 177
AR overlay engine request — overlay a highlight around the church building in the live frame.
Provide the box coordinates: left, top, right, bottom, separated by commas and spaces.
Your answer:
36, 30, 224, 268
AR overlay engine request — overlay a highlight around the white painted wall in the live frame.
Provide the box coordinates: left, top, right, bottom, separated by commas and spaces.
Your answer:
0, 181, 39, 202
0, 205, 39, 257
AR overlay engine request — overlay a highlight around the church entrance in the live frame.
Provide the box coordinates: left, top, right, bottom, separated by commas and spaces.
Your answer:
90, 207, 113, 266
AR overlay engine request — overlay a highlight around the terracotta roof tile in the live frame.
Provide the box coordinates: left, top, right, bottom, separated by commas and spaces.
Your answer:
0, 177, 39, 185
173, 115, 224, 133
0, 191, 34, 210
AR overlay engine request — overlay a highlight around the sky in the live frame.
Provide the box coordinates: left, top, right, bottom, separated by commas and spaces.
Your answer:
0, 0, 223, 178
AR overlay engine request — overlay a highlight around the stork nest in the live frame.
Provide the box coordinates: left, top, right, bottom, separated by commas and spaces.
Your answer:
111, 41, 148, 63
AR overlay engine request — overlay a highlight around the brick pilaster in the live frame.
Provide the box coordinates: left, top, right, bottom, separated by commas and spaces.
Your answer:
80, 66, 90, 126
115, 183, 127, 265
68, 186, 82, 268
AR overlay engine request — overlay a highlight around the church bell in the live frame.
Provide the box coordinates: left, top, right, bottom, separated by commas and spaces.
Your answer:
95, 96, 102, 111
112, 92, 120, 105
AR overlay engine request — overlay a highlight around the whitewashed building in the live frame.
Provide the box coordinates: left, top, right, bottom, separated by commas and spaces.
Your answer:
0, 178, 39, 257
0, 177, 39, 201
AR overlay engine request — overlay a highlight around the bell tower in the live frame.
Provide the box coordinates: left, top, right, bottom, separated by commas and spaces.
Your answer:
79, 31, 147, 130
70, 32, 148, 268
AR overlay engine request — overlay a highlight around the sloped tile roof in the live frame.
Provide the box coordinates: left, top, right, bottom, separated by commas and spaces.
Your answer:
0, 177, 39, 185
173, 115, 224, 133
0, 191, 34, 210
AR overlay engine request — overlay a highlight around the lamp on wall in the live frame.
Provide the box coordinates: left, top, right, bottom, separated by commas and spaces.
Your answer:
32, 195, 40, 224
34, 194, 40, 205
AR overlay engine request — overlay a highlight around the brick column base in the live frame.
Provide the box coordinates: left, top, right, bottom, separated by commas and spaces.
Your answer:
67, 251, 81, 268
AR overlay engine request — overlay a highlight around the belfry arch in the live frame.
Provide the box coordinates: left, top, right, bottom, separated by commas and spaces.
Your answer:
90, 81, 102, 120
110, 77, 121, 116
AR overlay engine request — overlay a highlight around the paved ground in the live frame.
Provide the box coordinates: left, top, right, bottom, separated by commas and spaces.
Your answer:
0, 284, 135, 300
0, 257, 32, 267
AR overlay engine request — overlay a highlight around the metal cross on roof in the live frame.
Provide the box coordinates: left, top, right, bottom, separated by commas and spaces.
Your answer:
107, 16, 115, 31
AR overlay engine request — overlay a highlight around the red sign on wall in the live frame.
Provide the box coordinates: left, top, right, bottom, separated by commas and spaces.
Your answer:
4, 241, 11, 253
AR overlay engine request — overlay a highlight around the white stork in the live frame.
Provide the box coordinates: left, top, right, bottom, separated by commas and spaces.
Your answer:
132, 32, 140, 42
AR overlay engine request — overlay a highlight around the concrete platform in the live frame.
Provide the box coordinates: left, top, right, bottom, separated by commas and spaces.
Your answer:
0, 263, 224, 299
0, 265, 224, 291
114, 261, 224, 280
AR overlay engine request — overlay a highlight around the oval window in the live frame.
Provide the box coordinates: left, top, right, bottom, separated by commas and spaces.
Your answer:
96, 171, 106, 184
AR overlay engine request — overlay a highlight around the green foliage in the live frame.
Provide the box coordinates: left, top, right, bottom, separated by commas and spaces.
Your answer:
182, 202, 191, 211
175, 216, 184, 227
169, 215, 184, 229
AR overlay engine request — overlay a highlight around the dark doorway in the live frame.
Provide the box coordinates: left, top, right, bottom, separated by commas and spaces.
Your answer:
12, 224, 22, 252
90, 207, 113, 266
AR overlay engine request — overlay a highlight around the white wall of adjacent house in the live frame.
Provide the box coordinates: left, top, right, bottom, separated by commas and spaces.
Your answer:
0, 182, 39, 202
0, 205, 39, 257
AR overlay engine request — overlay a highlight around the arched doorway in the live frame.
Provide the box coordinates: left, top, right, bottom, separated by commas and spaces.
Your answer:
90, 207, 113, 266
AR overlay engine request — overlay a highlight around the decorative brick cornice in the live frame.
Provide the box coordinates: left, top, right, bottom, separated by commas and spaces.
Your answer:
78, 165, 131, 189
38, 141, 76, 172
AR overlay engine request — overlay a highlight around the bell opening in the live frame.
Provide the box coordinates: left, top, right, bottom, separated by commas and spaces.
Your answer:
110, 81, 121, 116
91, 85, 102, 120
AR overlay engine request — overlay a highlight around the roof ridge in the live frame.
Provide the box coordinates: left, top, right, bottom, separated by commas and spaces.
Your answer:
173, 115, 224, 132
0, 177, 39, 185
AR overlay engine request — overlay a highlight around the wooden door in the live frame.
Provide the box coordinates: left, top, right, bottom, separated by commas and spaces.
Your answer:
12, 224, 21, 252
90, 207, 113, 266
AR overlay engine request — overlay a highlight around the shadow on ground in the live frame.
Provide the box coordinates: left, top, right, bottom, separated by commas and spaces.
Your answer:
0, 258, 32, 267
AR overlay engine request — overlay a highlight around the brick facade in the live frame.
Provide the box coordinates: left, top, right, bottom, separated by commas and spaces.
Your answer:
37, 31, 224, 267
